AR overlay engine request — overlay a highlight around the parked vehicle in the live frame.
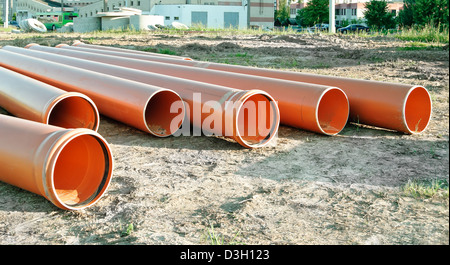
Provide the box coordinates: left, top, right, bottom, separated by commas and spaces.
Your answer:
34, 12, 78, 31
9, 21, 19, 28
337, 24, 370, 34
309, 23, 329, 32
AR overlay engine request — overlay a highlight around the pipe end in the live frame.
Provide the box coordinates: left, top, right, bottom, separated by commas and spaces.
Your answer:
24, 43, 40, 49
72, 40, 84, 46
47, 130, 113, 210
46, 93, 100, 131
316, 87, 349, 136
144, 90, 185, 137
404, 86, 432, 134
234, 90, 280, 148
55, 43, 70, 48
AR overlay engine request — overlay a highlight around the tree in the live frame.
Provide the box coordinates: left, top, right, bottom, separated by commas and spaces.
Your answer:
414, 0, 449, 27
275, 0, 291, 26
364, 0, 396, 30
398, 0, 449, 28
295, 0, 329, 27
398, 0, 416, 27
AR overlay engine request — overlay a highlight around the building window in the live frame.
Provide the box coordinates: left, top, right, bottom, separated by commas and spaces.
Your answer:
131, 1, 134, 5
174, 17, 179, 20
352, 9, 357, 16
165, 16, 170, 20
137, 1, 141, 6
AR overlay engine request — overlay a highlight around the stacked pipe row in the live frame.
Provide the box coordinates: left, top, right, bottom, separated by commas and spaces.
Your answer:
62, 41, 432, 134
0, 41, 433, 211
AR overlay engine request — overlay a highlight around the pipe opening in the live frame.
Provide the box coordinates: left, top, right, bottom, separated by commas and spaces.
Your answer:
404, 86, 432, 134
145, 90, 185, 137
52, 134, 112, 209
48, 95, 99, 131
317, 88, 349, 135
236, 93, 279, 147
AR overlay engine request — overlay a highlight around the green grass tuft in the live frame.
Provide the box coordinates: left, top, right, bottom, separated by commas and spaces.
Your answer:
402, 179, 449, 199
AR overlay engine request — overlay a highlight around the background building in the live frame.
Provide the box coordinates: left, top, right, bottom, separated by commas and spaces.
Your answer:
7, 0, 274, 29
289, 0, 404, 26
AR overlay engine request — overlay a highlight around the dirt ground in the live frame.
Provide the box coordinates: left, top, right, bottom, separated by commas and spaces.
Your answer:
0, 30, 448, 245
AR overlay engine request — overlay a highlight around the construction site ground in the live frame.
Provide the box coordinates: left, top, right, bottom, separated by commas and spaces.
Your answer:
0, 31, 448, 245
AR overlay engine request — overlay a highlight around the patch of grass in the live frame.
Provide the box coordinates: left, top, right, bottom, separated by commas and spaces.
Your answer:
310, 62, 331, 69
203, 224, 244, 245
233, 52, 249, 58
395, 24, 449, 44
158, 48, 178, 55
140, 47, 158, 53
283, 59, 299, 68
0, 26, 16, 32
402, 179, 449, 199
396, 42, 438, 51
120, 223, 135, 237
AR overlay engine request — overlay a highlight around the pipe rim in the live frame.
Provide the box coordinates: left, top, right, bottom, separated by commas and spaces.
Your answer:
55, 43, 69, 48
402, 85, 432, 134
72, 41, 84, 46
45, 129, 113, 210
234, 90, 280, 148
24, 43, 40, 49
45, 92, 100, 131
143, 89, 185, 137
315, 87, 350, 136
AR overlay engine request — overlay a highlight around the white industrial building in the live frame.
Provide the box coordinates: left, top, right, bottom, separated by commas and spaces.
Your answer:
3, 0, 275, 31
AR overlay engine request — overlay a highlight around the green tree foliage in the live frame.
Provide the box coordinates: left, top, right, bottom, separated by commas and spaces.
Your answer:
414, 0, 449, 27
364, 0, 396, 30
275, 0, 291, 26
399, 0, 449, 28
398, 0, 416, 27
296, 0, 329, 27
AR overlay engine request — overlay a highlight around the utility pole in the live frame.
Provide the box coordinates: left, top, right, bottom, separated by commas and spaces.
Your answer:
61, 0, 64, 22
247, 0, 251, 29
329, 0, 335, 33
4, 0, 9, 28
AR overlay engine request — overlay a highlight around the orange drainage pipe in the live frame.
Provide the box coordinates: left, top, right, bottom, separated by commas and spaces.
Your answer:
69, 41, 193, 61
29, 44, 349, 136
0, 49, 185, 137
0, 66, 99, 131
191, 65, 433, 135
3, 46, 279, 148
64, 43, 432, 134
0, 114, 113, 210
199, 67, 432, 134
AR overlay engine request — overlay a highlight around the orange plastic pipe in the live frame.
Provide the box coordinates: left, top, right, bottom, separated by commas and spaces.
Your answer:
65, 42, 432, 134
0, 49, 185, 137
0, 66, 99, 131
2, 46, 279, 148
189, 63, 433, 134
0, 114, 113, 210
70, 41, 193, 61
25, 44, 348, 136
